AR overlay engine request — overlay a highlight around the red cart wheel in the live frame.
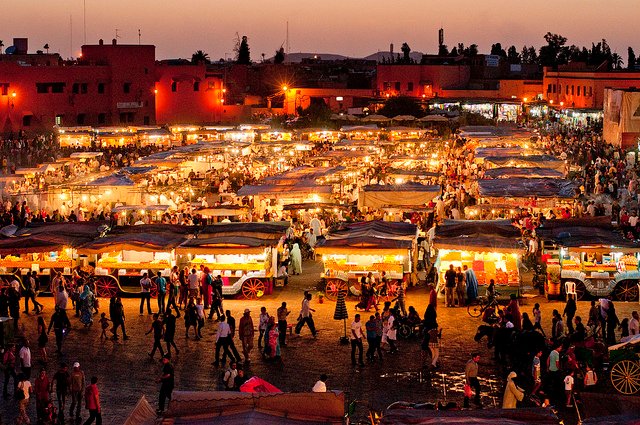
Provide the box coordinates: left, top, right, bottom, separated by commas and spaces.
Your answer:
325, 279, 347, 301
94, 275, 119, 299
242, 278, 265, 300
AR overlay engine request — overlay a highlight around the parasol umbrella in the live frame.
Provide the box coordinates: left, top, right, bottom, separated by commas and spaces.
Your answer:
418, 114, 449, 122
362, 114, 390, 123
239, 376, 282, 393
333, 289, 349, 345
392, 114, 416, 121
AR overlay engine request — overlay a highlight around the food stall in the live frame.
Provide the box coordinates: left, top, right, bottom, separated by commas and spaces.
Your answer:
57, 127, 93, 147
432, 220, 524, 296
358, 183, 440, 211
0, 222, 104, 292
175, 222, 289, 299
315, 221, 417, 300
476, 178, 577, 212
482, 155, 565, 172
77, 225, 192, 298
537, 218, 640, 301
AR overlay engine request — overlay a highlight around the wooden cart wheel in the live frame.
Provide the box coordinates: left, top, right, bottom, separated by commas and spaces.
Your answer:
325, 279, 347, 301
610, 360, 640, 395
242, 278, 265, 300
613, 280, 639, 302
573, 281, 586, 301
94, 275, 119, 299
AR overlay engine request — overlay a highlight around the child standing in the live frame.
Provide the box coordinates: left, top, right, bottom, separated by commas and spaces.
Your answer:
564, 370, 575, 407
532, 303, 545, 336
98, 313, 110, 340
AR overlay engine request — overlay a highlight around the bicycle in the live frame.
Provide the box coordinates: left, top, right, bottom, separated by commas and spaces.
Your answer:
466, 291, 500, 318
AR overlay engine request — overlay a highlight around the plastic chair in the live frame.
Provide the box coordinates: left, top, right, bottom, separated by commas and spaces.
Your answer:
565, 281, 577, 298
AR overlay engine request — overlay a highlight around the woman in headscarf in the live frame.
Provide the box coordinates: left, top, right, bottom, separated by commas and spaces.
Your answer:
79, 283, 94, 327
265, 316, 281, 360
502, 371, 524, 409
290, 243, 302, 275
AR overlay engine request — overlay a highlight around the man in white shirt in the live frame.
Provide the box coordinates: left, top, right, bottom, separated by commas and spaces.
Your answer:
311, 374, 328, 392
214, 316, 235, 367
19, 343, 32, 379
223, 362, 238, 390
139, 272, 153, 315
630, 311, 639, 336
294, 293, 317, 338
350, 314, 364, 367
188, 269, 200, 298
55, 284, 69, 311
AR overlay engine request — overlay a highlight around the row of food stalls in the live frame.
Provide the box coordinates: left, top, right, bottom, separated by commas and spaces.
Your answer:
57, 126, 176, 148
0, 222, 289, 300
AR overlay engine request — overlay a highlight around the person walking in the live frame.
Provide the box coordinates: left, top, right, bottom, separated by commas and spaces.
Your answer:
606, 301, 620, 346
295, 292, 317, 337
82, 376, 102, 425
158, 356, 174, 414
238, 309, 254, 363
156, 272, 167, 315
34, 368, 50, 423
146, 313, 165, 359
464, 265, 479, 303
444, 264, 456, 308
19, 341, 32, 380
365, 315, 377, 362
456, 267, 466, 307
36, 316, 48, 363
166, 270, 180, 318
350, 314, 365, 367
213, 315, 235, 367
110, 296, 129, 341
563, 294, 577, 334
163, 308, 179, 358
464, 352, 482, 408
23, 270, 44, 315
225, 310, 242, 364
187, 269, 199, 299
422, 304, 439, 368
48, 306, 71, 354
258, 307, 270, 350
69, 362, 85, 421
51, 362, 71, 416
15, 373, 32, 425
2, 344, 17, 398
139, 272, 153, 315
276, 302, 290, 347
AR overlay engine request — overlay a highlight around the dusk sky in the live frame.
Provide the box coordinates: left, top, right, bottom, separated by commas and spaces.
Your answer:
5, 0, 639, 61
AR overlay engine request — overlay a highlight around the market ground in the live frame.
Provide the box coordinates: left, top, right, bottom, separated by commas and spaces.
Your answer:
1, 260, 639, 425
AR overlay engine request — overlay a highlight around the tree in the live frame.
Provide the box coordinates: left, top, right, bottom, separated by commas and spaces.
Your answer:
490, 43, 506, 57
236, 35, 251, 64
507, 45, 520, 64
191, 50, 211, 65
378, 96, 424, 118
438, 44, 449, 56
297, 101, 332, 126
274, 47, 285, 64
629, 47, 637, 70
468, 44, 478, 56
401, 42, 411, 63
611, 52, 623, 70
449, 47, 458, 56
539, 32, 567, 67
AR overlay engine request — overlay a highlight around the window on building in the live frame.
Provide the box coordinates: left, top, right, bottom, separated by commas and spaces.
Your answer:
51, 83, 65, 93
171, 81, 177, 92
589, 87, 593, 96
22, 115, 32, 127
72, 83, 80, 94
55, 115, 63, 126
123, 82, 131, 94
383, 82, 391, 91
407, 82, 414, 92
547, 84, 552, 93
97, 83, 105, 94
577, 86, 581, 96
552, 84, 556, 94
36, 83, 49, 94
81, 83, 88, 94
583, 86, 587, 97
77, 114, 86, 125
565, 85, 569, 95
0, 84, 8, 96
98, 113, 106, 125
571, 85, 574, 95
119, 113, 127, 124
193, 82, 200, 92
394, 82, 401, 91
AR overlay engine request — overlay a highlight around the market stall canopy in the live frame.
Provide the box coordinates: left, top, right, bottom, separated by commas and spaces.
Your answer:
361, 114, 390, 123
177, 236, 279, 254
197, 222, 289, 240
418, 114, 449, 122
69, 152, 104, 159
237, 183, 332, 197
385, 168, 440, 178
159, 391, 345, 424
78, 233, 188, 254
459, 126, 509, 137
112, 205, 170, 213
478, 178, 578, 199
536, 217, 640, 251
483, 167, 564, 179
340, 124, 380, 132
86, 173, 135, 187
0, 221, 107, 254
474, 146, 540, 159
433, 219, 523, 253
316, 220, 417, 255
263, 166, 345, 183
392, 115, 416, 121
195, 205, 248, 217
380, 408, 559, 425
483, 155, 564, 171
359, 183, 440, 209
282, 203, 349, 211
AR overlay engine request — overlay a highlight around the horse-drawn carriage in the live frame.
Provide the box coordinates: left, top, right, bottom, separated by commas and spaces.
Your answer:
608, 335, 640, 395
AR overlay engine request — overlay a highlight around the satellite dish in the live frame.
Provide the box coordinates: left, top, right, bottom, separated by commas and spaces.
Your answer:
5, 46, 16, 54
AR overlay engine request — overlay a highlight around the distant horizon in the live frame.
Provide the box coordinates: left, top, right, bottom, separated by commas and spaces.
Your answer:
4, 0, 639, 62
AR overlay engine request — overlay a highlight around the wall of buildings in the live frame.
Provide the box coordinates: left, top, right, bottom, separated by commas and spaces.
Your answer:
283, 88, 375, 115
376, 64, 470, 98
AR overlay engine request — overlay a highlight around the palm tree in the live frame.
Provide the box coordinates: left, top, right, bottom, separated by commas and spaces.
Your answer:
191, 50, 211, 65
611, 52, 623, 70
